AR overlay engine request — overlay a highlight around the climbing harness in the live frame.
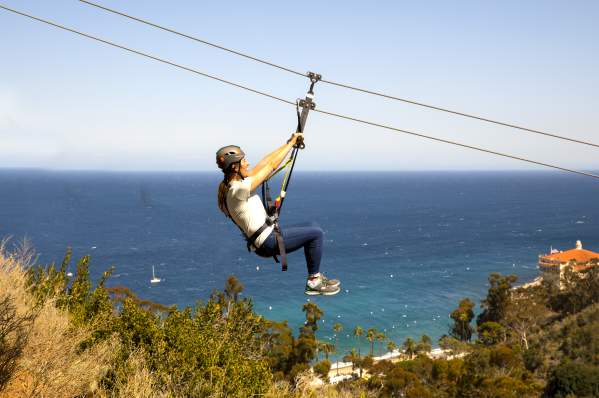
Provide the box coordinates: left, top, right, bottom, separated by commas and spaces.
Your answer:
259, 72, 320, 271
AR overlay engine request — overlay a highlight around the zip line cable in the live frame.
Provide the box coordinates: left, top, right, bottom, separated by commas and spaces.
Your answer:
318, 79, 599, 150
0, 5, 295, 107
313, 108, 599, 180
77, 0, 599, 150
2, 4, 599, 181
78, 0, 306, 79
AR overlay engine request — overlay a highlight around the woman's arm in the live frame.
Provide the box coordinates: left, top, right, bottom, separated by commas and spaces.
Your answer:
251, 137, 293, 173
248, 132, 301, 191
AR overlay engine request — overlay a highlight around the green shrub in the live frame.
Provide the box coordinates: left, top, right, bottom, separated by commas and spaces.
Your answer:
544, 362, 599, 398
26, 253, 273, 397
313, 359, 331, 382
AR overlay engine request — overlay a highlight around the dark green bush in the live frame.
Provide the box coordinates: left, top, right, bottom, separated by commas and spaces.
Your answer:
544, 362, 599, 398
313, 359, 331, 382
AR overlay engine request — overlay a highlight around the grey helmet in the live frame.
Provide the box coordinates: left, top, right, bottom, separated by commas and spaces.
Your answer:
216, 145, 245, 171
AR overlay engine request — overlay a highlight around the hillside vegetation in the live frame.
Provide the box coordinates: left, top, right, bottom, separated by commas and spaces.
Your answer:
1, 243, 598, 397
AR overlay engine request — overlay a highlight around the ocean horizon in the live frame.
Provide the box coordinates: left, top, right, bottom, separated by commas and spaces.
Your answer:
1, 169, 598, 358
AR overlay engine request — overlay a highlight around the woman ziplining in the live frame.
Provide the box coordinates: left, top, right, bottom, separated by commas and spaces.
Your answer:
215, 133, 341, 296
215, 72, 341, 295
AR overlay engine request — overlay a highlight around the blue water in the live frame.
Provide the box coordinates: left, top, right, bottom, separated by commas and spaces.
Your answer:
1, 170, 598, 358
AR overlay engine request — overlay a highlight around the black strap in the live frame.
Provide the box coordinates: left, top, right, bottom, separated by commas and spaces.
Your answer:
261, 180, 287, 271
294, 100, 306, 149
274, 226, 287, 271
226, 183, 287, 271
246, 221, 270, 251
262, 181, 275, 215
296, 99, 302, 133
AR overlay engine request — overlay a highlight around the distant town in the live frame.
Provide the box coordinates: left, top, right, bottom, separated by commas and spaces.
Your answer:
327, 240, 599, 384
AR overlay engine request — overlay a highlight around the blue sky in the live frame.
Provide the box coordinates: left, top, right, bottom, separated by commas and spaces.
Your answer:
1, 0, 598, 171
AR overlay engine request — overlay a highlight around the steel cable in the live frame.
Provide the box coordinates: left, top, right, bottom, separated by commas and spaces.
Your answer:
312, 108, 599, 180
0, 5, 295, 107
78, 0, 306, 78
2, 3, 598, 181
318, 79, 599, 149
77, 0, 599, 149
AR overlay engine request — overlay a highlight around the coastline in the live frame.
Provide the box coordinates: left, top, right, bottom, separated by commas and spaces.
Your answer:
327, 347, 464, 383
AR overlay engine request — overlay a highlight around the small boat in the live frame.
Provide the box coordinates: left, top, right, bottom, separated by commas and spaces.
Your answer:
150, 266, 161, 284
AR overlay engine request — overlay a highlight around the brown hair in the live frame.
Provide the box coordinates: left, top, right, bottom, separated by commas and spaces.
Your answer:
217, 164, 241, 218
217, 179, 230, 217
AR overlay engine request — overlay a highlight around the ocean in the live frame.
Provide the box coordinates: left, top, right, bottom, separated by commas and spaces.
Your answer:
1, 169, 598, 358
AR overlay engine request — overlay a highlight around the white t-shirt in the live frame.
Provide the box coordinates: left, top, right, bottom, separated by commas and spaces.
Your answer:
226, 176, 274, 249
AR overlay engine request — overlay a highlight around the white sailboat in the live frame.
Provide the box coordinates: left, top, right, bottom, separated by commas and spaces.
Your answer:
150, 266, 161, 284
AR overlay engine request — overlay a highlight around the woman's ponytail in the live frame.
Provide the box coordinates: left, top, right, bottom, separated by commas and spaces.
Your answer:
217, 165, 240, 217
217, 178, 230, 217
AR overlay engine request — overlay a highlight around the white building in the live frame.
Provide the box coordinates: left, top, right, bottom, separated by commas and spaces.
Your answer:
538, 240, 599, 289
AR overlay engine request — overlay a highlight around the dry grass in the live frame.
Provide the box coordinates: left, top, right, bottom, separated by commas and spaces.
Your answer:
0, 248, 117, 398
262, 372, 375, 398
96, 349, 165, 398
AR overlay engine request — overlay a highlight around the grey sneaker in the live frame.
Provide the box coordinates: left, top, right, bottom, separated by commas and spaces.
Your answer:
305, 278, 341, 296
320, 274, 340, 288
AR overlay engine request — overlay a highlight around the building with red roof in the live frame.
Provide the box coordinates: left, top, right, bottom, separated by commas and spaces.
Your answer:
539, 240, 599, 289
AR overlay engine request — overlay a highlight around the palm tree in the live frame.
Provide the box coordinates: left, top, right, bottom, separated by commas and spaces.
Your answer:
321, 341, 335, 360
353, 326, 364, 377
316, 340, 326, 360
415, 334, 432, 356
224, 275, 243, 302
402, 337, 416, 359
353, 325, 363, 357
333, 322, 343, 339
302, 302, 323, 330
333, 323, 343, 376
343, 348, 358, 373
376, 331, 386, 356
366, 328, 377, 357
387, 340, 397, 355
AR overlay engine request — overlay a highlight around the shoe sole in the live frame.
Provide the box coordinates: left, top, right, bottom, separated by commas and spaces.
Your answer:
326, 281, 341, 288
305, 287, 341, 296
